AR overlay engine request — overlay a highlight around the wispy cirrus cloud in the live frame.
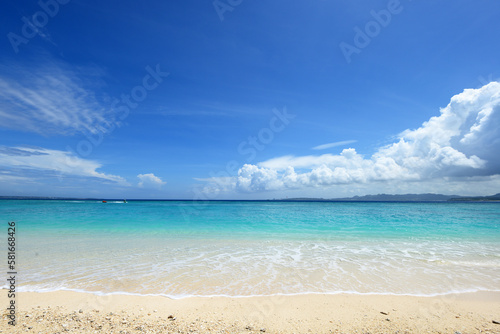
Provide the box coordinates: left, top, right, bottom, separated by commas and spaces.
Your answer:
312, 140, 357, 150
0, 62, 112, 136
0, 146, 127, 185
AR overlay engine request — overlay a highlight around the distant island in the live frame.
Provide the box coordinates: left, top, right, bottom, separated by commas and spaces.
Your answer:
447, 193, 500, 202
282, 193, 500, 202
1, 193, 499, 202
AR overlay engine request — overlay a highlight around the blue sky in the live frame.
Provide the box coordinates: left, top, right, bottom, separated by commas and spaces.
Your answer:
1, 0, 499, 199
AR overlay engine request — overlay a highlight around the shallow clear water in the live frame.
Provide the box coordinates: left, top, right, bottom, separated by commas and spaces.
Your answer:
1, 200, 499, 297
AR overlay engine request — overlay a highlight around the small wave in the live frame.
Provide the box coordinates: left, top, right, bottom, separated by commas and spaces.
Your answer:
448, 260, 500, 268
9, 285, 500, 300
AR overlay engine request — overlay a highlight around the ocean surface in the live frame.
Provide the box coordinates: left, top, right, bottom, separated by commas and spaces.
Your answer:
1, 200, 499, 298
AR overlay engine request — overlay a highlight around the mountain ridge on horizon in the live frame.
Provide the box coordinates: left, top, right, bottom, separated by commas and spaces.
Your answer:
283, 193, 500, 202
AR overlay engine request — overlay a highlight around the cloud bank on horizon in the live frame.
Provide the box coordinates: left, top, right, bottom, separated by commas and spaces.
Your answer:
200, 82, 500, 195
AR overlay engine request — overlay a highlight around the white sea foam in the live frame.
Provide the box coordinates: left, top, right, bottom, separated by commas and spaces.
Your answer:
15, 236, 500, 297
9, 285, 500, 300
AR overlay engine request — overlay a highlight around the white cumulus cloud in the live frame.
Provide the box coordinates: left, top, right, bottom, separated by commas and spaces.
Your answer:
199, 82, 500, 195
137, 173, 166, 188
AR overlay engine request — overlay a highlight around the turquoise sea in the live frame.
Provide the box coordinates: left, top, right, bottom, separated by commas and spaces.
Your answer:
1, 200, 499, 298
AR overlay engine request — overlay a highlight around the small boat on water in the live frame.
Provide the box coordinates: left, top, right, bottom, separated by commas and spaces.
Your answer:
102, 200, 107, 203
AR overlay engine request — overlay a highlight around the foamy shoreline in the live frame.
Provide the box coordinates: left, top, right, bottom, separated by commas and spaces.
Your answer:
2, 290, 500, 333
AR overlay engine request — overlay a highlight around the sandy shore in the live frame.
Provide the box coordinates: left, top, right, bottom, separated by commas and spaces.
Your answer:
2, 291, 500, 333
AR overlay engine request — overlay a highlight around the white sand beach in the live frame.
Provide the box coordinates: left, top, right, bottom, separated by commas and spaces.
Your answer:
2, 290, 500, 333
